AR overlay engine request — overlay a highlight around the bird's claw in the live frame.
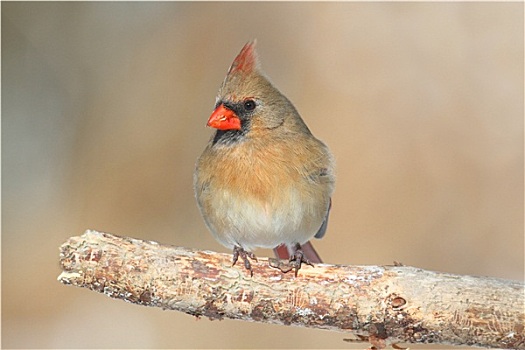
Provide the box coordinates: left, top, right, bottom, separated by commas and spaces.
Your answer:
232, 246, 257, 276
268, 258, 294, 273
289, 243, 314, 277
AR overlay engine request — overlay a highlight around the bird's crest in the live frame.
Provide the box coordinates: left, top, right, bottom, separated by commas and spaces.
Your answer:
227, 40, 259, 75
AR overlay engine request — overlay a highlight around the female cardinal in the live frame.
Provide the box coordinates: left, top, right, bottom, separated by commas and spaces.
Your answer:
194, 40, 335, 276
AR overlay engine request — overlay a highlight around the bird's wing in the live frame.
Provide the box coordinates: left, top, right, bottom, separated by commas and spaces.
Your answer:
314, 197, 331, 239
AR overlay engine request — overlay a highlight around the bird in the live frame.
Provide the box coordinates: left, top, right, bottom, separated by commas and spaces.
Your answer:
194, 40, 335, 276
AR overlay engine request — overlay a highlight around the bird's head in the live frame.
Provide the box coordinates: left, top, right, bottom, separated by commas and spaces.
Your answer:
207, 40, 308, 141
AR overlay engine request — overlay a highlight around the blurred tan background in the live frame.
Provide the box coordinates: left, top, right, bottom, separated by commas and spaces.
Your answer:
2, 2, 523, 349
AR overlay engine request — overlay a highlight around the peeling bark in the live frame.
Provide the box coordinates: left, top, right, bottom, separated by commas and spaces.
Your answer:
58, 230, 524, 349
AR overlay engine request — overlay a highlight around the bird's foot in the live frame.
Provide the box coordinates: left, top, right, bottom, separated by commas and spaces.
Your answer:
289, 243, 314, 277
268, 258, 294, 273
232, 246, 257, 276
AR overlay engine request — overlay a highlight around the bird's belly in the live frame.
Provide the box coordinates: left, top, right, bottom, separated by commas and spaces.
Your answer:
203, 188, 324, 251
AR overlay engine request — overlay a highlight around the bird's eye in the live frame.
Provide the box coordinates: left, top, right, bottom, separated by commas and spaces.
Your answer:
243, 99, 256, 111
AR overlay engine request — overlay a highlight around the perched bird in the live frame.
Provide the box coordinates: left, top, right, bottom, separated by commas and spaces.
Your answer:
194, 40, 335, 276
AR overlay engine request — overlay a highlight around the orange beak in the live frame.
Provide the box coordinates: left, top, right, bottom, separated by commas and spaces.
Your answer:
207, 104, 241, 131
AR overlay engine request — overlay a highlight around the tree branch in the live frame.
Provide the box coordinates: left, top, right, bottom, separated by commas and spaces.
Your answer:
58, 230, 524, 349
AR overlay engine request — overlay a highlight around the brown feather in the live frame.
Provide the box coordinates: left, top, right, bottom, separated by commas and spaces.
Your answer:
194, 40, 335, 257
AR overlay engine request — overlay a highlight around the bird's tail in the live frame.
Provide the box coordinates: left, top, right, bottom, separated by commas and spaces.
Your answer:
273, 241, 323, 264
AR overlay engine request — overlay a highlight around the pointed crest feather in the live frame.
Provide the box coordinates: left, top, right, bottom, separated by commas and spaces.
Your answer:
227, 39, 259, 75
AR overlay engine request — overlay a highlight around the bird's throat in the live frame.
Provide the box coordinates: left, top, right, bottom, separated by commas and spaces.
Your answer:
212, 127, 248, 146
